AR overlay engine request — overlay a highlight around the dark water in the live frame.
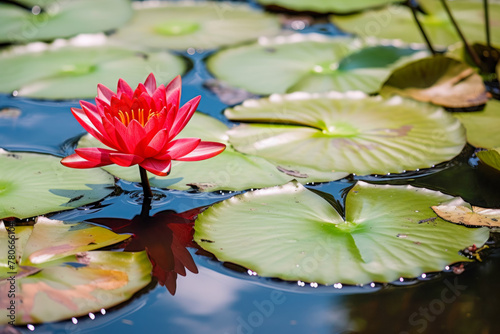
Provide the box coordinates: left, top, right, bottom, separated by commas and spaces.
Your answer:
2, 24, 500, 334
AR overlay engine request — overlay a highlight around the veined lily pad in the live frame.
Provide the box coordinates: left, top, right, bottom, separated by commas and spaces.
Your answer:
0, 0, 132, 43
77, 112, 348, 191
110, 1, 281, 50
380, 56, 488, 108
256, 0, 397, 14
0, 41, 187, 99
207, 34, 426, 95
332, 1, 500, 48
477, 148, 500, 172
0, 217, 151, 324
453, 99, 500, 149
225, 92, 466, 175
0, 150, 114, 219
194, 181, 489, 285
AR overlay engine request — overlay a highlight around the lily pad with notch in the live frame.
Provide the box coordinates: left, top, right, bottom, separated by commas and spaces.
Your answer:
332, 1, 500, 48
110, 1, 281, 51
0, 41, 187, 99
207, 34, 427, 95
0, 150, 115, 219
225, 92, 466, 175
194, 181, 489, 285
256, 0, 398, 14
0, 217, 151, 325
0, 0, 132, 43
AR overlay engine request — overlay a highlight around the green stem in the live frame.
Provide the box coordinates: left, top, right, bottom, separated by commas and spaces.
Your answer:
483, 0, 491, 47
440, 0, 482, 67
139, 166, 153, 199
407, 0, 436, 55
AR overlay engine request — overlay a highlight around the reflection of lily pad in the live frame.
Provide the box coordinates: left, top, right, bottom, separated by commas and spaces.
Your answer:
0, 42, 187, 99
477, 148, 500, 172
0, 150, 114, 219
453, 99, 500, 149
433, 198, 500, 227
0, 0, 132, 43
380, 56, 488, 108
110, 2, 281, 50
207, 34, 426, 95
195, 181, 489, 285
225, 92, 466, 175
0, 218, 151, 325
77, 112, 347, 191
332, 1, 500, 47
257, 0, 396, 14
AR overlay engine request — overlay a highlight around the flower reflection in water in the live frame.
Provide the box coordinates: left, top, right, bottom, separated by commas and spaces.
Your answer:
91, 204, 201, 295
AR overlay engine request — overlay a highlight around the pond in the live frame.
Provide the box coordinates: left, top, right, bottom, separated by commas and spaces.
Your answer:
1, 0, 500, 333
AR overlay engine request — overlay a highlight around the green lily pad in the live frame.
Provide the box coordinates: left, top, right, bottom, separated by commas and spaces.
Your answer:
477, 148, 500, 172
195, 181, 489, 285
0, 41, 187, 99
110, 2, 281, 50
0, 0, 132, 43
0, 150, 115, 219
332, 1, 500, 48
225, 92, 466, 175
380, 56, 488, 108
0, 217, 151, 324
453, 99, 500, 149
256, 0, 397, 14
77, 112, 348, 191
207, 34, 427, 95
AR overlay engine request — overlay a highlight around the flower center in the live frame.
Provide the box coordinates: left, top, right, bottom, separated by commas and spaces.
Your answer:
116, 108, 158, 127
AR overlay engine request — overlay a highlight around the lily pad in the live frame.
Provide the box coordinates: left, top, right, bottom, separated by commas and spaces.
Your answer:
256, 0, 397, 14
453, 99, 500, 149
77, 112, 348, 191
194, 181, 489, 285
225, 92, 466, 175
432, 198, 500, 227
0, 41, 187, 99
0, 217, 151, 324
207, 34, 426, 95
477, 148, 500, 172
332, 1, 500, 48
110, 1, 281, 50
0, 150, 114, 219
0, 0, 132, 43
380, 56, 488, 108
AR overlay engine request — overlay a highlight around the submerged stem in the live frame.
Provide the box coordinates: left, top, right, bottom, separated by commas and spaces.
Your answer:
139, 166, 153, 199
407, 0, 436, 55
439, 0, 482, 67
484, 0, 491, 47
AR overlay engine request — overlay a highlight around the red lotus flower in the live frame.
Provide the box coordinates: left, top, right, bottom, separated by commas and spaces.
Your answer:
61, 74, 225, 176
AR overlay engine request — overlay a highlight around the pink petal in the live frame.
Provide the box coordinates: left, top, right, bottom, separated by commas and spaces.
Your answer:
109, 152, 144, 167
140, 158, 172, 176
75, 147, 115, 164
162, 138, 201, 160
152, 85, 167, 111
174, 141, 226, 161
117, 79, 134, 98
133, 83, 148, 99
71, 107, 111, 146
169, 96, 200, 139
144, 129, 168, 157
61, 153, 113, 168
97, 84, 115, 105
125, 119, 147, 153
165, 76, 181, 109
102, 117, 126, 152
144, 73, 157, 95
